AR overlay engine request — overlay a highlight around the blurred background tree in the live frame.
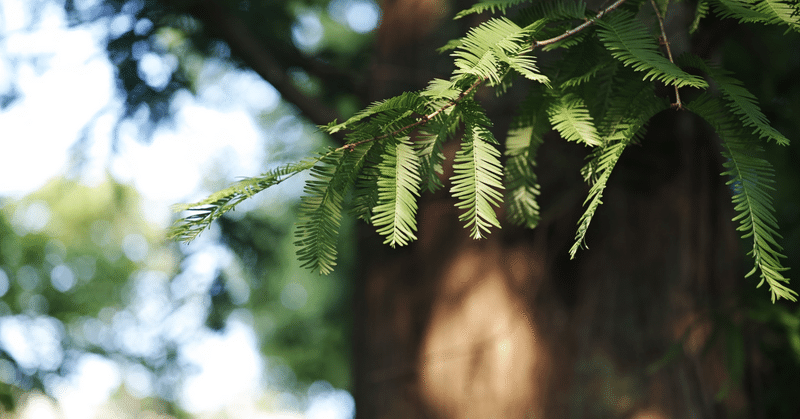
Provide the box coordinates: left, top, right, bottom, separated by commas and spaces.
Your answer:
0, 0, 799, 418
0, 0, 365, 416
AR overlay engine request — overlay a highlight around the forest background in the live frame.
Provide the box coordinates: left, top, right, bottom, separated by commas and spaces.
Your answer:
0, 0, 799, 418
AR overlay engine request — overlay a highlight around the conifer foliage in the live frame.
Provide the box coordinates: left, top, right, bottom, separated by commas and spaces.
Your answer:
170, 0, 799, 301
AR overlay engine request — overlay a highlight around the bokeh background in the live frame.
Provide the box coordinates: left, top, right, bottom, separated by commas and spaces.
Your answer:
0, 0, 380, 416
1, 0, 800, 417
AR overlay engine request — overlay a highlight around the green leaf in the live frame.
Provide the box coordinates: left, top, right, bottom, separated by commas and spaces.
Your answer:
169, 157, 322, 243
596, 10, 708, 88
504, 126, 544, 228
503, 90, 549, 229
679, 54, 790, 145
450, 106, 505, 239
422, 78, 462, 101
415, 107, 462, 192
712, 0, 800, 32
686, 94, 796, 302
596, 72, 667, 141
547, 93, 602, 146
322, 91, 429, 135
495, 48, 551, 84
516, 0, 588, 25
690, 0, 710, 33
294, 149, 352, 274
437, 39, 463, 53
557, 41, 616, 88
455, 0, 534, 19
754, 0, 800, 31
452, 17, 549, 87
569, 139, 625, 257
371, 138, 423, 247
571, 80, 667, 257
350, 142, 385, 222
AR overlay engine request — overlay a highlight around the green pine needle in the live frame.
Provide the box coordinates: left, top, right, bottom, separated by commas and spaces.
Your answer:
680, 54, 790, 146
455, 0, 534, 19
686, 94, 796, 302
294, 150, 350, 275
451, 105, 505, 239
166, 0, 794, 305
371, 138, 423, 247
596, 10, 709, 88
712, 0, 800, 32
571, 79, 668, 257
169, 157, 324, 243
504, 126, 543, 228
548, 93, 603, 147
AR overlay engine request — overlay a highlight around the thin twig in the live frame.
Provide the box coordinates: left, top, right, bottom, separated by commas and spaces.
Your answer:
650, 0, 683, 109
338, 77, 484, 152
336, 0, 629, 152
529, 0, 627, 49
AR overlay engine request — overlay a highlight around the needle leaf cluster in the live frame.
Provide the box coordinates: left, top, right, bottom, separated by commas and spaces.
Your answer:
170, 0, 797, 301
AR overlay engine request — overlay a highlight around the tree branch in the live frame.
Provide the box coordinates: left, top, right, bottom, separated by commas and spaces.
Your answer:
650, 0, 683, 109
170, 0, 344, 134
338, 77, 484, 152
530, 0, 627, 49
336, 0, 629, 151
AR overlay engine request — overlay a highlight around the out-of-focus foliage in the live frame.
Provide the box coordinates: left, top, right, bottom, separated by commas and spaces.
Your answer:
57, 0, 377, 142
216, 209, 354, 389
0, 176, 354, 413
1, 0, 375, 412
0, 177, 180, 410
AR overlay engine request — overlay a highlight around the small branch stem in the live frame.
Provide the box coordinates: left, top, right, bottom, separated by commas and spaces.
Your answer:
337, 77, 484, 152
650, 0, 682, 109
530, 0, 627, 49
336, 0, 628, 152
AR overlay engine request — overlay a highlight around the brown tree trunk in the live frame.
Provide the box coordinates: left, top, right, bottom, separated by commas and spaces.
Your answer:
353, 2, 747, 418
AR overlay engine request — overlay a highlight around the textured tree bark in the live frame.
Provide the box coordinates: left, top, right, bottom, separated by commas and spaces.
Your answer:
353, 2, 747, 418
